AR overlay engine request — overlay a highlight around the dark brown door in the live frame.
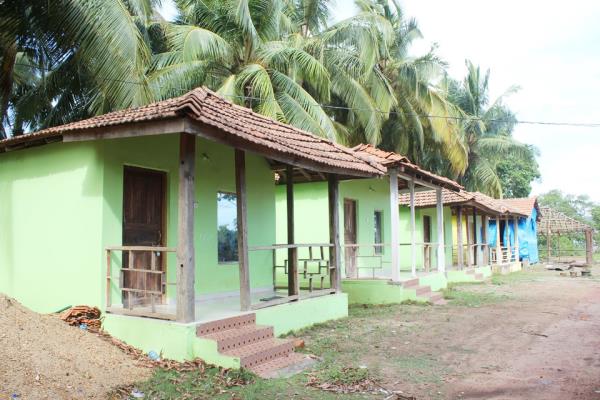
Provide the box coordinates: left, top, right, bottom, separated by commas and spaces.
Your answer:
122, 166, 166, 307
423, 215, 432, 271
344, 199, 358, 278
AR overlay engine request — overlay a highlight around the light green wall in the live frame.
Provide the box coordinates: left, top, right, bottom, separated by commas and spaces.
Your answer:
275, 177, 392, 279
101, 134, 276, 301
275, 180, 455, 277
1, 134, 276, 313
0, 141, 105, 313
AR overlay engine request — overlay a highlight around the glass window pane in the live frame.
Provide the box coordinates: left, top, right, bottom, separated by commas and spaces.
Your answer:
217, 192, 238, 263
374, 211, 383, 255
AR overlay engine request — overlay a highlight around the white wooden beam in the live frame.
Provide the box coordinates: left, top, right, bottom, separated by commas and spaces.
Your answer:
409, 179, 417, 277
435, 188, 446, 272
389, 168, 400, 281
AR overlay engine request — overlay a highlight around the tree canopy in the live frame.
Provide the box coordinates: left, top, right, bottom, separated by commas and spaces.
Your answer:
0, 0, 542, 197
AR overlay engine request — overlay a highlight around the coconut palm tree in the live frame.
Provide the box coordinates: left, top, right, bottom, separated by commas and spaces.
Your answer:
0, 0, 157, 137
450, 60, 530, 197
148, 0, 339, 139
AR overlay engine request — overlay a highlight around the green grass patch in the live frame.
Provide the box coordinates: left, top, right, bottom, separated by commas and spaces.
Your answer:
491, 270, 537, 285
442, 287, 509, 307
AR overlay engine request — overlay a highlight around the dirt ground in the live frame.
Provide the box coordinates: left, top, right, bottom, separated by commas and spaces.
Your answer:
294, 266, 600, 400
0, 295, 150, 400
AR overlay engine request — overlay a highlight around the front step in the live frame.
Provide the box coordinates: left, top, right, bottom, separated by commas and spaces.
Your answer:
415, 285, 431, 296
196, 313, 307, 378
401, 278, 420, 288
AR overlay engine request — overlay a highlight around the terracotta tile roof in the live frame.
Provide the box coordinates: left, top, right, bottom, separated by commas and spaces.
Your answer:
500, 197, 539, 218
352, 144, 462, 191
0, 87, 385, 177
398, 189, 474, 208
399, 189, 527, 216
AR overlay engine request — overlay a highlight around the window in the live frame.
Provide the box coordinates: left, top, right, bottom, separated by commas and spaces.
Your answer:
374, 210, 383, 255
217, 192, 238, 263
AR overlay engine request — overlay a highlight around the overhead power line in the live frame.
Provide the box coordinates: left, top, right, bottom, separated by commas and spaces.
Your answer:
12, 62, 600, 128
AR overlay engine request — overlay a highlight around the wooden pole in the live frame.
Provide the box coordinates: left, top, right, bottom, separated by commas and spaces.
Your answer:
472, 208, 478, 266
585, 229, 593, 266
557, 233, 560, 263
513, 216, 520, 263
235, 149, 250, 311
456, 206, 464, 269
482, 215, 489, 265
176, 133, 196, 323
389, 168, 400, 281
547, 226, 551, 262
505, 216, 512, 262
495, 216, 502, 264
328, 174, 341, 292
409, 179, 417, 277
435, 188, 446, 272
286, 165, 298, 296
465, 210, 472, 267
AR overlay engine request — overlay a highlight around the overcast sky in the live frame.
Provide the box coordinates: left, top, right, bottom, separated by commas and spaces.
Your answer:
159, 0, 600, 201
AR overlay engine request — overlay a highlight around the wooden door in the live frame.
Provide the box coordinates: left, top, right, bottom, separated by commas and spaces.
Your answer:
344, 199, 358, 278
122, 166, 166, 307
423, 215, 432, 271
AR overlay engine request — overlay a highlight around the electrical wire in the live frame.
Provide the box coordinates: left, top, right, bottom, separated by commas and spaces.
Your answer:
12, 62, 600, 128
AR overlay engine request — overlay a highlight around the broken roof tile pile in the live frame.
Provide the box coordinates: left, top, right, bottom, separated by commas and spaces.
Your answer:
352, 144, 462, 190
0, 87, 385, 177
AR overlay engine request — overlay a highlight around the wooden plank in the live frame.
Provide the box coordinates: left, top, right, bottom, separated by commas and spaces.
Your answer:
106, 245, 176, 252
235, 149, 251, 311
389, 168, 400, 281
435, 188, 446, 272
409, 179, 417, 276
300, 289, 336, 300
106, 306, 176, 321
456, 206, 464, 269
286, 164, 299, 296
328, 174, 341, 292
250, 295, 299, 310
176, 133, 196, 323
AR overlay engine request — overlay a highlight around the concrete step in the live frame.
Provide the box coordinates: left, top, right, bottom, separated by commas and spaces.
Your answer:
196, 313, 256, 336
474, 273, 485, 280
415, 285, 431, 296
428, 292, 443, 302
199, 324, 274, 352
224, 337, 295, 369
401, 278, 420, 288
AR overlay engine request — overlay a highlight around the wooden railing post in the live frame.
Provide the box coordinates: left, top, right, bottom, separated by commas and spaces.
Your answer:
236, 149, 251, 311
176, 133, 196, 323
585, 229, 594, 265
328, 174, 341, 292
456, 206, 464, 269
286, 165, 298, 296
482, 215, 489, 265
472, 208, 478, 266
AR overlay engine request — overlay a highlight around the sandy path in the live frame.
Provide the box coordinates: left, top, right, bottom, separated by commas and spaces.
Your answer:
446, 284, 600, 399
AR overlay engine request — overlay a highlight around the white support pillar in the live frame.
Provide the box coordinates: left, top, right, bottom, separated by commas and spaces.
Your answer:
389, 168, 400, 281
456, 206, 464, 269
409, 179, 416, 277
435, 188, 446, 272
